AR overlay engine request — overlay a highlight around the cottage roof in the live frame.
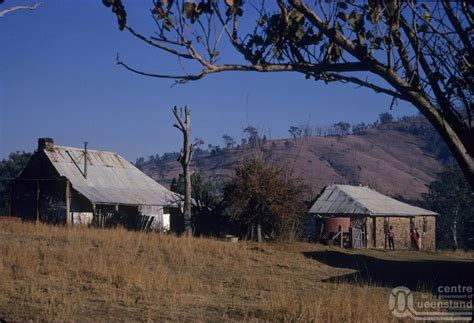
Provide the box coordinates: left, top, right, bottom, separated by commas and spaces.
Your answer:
43, 145, 180, 206
309, 184, 438, 216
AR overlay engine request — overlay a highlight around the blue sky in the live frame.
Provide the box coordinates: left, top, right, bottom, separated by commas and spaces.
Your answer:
0, 0, 417, 162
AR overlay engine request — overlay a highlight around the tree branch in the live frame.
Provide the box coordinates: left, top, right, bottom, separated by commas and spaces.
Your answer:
116, 55, 372, 82
125, 25, 194, 59
387, 9, 419, 88
399, 17, 465, 133
0, 2, 41, 17
442, 0, 472, 50
172, 106, 186, 131
288, 0, 373, 63
116, 56, 206, 82
324, 73, 408, 100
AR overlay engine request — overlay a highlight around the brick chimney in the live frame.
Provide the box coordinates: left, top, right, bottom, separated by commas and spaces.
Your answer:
38, 138, 54, 151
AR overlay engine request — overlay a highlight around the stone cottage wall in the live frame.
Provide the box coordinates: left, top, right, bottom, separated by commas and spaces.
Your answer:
369, 216, 436, 251
375, 216, 411, 249
414, 215, 436, 251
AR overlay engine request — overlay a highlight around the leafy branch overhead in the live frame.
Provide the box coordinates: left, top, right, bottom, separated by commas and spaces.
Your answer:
103, 0, 474, 188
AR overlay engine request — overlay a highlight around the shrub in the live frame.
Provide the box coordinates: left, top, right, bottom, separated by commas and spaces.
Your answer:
223, 159, 307, 241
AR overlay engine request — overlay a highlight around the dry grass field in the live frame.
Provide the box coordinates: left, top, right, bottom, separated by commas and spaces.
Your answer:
1, 221, 473, 322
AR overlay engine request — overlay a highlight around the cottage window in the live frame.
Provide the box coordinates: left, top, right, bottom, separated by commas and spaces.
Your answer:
423, 216, 428, 232
410, 217, 415, 231
383, 217, 389, 234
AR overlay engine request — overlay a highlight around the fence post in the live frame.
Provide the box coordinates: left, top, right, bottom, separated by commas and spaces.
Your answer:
349, 227, 352, 248
36, 180, 40, 223
339, 225, 343, 248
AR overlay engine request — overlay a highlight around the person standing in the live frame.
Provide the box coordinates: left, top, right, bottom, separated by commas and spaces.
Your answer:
388, 225, 395, 250
410, 228, 418, 250
415, 228, 422, 250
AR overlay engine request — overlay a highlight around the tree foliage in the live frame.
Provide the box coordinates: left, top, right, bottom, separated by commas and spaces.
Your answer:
222, 134, 236, 148
104, 0, 474, 187
333, 121, 351, 136
288, 126, 302, 139
378, 112, 394, 125
134, 156, 146, 168
423, 165, 474, 249
243, 126, 259, 146
223, 159, 307, 241
352, 122, 368, 134
0, 151, 31, 215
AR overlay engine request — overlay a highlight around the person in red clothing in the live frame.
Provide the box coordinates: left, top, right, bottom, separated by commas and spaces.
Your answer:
410, 228, 419, 250
388, 225, 395, 250
415, 228, 422, 250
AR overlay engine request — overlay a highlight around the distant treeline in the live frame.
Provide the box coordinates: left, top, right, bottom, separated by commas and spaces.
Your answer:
135, 113, 452, 168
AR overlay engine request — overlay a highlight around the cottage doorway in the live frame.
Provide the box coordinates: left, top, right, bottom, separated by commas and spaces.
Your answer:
350, 227, 365, 248
349, 216, 366, 248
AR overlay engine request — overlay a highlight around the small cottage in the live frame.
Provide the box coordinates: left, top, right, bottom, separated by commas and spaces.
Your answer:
309, 184, 438, 250
11, 138, 182, 231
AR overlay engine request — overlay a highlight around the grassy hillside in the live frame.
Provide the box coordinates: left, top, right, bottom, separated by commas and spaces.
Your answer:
141, 117, 447, 201
1, 221, 473, 321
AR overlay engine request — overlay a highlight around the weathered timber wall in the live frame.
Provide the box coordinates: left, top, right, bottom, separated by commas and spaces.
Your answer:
12, 179, 67, 224
70, 189, 93, 225
11, 180, 37, 221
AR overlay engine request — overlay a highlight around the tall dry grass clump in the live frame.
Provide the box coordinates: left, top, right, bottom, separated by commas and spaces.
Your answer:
1, 221, 404, 321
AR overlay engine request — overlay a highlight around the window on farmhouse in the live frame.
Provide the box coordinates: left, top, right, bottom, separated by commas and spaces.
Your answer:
410, 217, 415, 231
383, 217, 389, 234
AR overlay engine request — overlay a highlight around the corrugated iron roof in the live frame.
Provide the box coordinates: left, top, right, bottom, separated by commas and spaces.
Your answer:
309, 184, 438, 216
43, 145, 180, 206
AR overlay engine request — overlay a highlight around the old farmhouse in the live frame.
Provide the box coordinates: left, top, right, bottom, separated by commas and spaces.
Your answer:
309, 184, 438, 250
11, 138, 182, 231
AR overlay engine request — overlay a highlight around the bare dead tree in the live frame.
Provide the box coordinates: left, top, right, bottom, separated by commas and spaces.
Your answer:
104, 0, 474, 188
172, 106, 202, 236
451, 204, 461, 250
0, 1, 41, 17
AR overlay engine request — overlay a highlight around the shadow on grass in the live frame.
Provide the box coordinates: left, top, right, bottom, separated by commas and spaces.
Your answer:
304, 250, 474, 291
